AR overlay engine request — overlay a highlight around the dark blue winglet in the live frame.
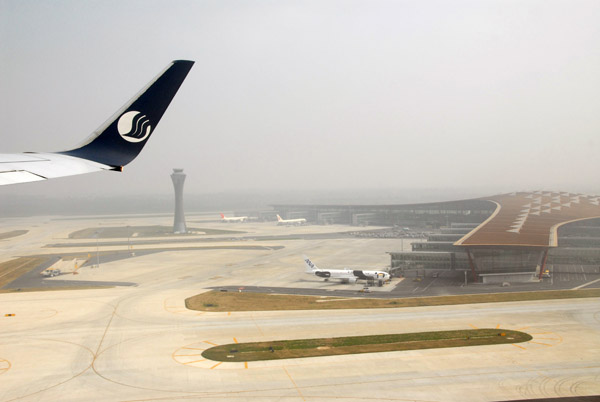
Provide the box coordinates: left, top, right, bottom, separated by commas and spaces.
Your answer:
59, 60, 194, 168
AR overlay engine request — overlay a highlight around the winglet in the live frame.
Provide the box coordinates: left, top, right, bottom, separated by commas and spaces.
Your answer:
59, 60, 194, 167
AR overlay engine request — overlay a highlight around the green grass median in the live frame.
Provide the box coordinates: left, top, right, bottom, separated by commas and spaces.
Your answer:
202, 329, 532, 362
185, 288, 600, 312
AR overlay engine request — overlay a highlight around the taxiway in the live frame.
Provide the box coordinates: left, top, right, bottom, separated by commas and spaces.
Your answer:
1, 214, 599, 401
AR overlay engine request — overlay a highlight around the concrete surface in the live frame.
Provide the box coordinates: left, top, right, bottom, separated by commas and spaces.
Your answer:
1, 214, 599, 401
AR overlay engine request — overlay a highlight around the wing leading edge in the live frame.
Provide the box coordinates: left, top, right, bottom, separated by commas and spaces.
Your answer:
0, 60, 194, 186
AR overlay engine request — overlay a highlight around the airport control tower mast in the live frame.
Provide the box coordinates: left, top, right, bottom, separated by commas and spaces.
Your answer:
171, 168, 187, 234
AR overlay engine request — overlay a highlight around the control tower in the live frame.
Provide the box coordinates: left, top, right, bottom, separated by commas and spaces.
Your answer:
171, 168, 187, 233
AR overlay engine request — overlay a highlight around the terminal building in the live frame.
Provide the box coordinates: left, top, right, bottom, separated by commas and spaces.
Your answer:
274, 191, 600, 283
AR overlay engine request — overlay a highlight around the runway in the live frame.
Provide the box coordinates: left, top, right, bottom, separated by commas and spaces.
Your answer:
1, 214, 599, 401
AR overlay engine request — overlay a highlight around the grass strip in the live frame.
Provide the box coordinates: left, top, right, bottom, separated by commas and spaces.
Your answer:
202, 329, 531, 362
0, 230, 28, 240
186, 288, 600, 312
0, 257, 48, 288
68, 226, 244, 239
0, 286, 111, 294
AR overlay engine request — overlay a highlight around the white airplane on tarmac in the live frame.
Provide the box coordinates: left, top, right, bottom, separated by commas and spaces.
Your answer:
303, 256, 390, 284
0, 60, 194, 186
277, 214, 307, 225
220, 213, 248, 223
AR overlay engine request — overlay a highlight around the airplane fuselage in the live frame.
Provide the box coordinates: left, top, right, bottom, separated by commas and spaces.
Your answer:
220, 214, 247, 223
312, 269, 389, 283
277, 215, 306, 225
304, 256, 390, 284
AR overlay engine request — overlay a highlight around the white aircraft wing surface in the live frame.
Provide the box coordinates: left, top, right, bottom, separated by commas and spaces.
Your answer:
0, 153, 111, 185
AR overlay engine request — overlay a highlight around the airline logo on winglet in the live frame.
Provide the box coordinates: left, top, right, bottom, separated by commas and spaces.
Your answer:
117, 111, 152, 143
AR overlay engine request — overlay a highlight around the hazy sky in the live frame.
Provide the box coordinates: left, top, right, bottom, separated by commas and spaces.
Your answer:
1, 0, 599, 200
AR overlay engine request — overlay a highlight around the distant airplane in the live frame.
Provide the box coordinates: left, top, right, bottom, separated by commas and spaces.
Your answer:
220, 213, 248, 223
303, 256, 390, 284
277, 214, 307, 225
0, 60, 194, 186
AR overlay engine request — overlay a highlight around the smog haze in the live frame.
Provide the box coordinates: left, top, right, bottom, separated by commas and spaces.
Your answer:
1, 0, 599, 214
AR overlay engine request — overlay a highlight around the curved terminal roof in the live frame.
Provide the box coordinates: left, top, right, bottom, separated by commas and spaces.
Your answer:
455, 191, 600, 248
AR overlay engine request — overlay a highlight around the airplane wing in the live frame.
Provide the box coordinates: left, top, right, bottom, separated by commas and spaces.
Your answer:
0, 60, 194, 186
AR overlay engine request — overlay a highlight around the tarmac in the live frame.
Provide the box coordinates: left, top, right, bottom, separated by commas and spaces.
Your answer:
1, 213, 599, 401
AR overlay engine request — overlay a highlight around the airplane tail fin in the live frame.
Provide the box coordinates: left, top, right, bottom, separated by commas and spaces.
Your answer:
277, 214, 282, 222
220, 213, 225, 219
59, 60, 194, 169
303, 255, 318, 272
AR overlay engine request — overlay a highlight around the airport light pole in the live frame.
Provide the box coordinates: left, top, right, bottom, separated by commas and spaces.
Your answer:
127, 225, 131, 256
94, 231, 100, 269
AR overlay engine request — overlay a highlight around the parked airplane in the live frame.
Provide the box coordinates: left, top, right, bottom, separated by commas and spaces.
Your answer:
277, 214, 307, 225
303, 256, 390, 284
220, 213, 248, 223
0, 60, 194, 186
